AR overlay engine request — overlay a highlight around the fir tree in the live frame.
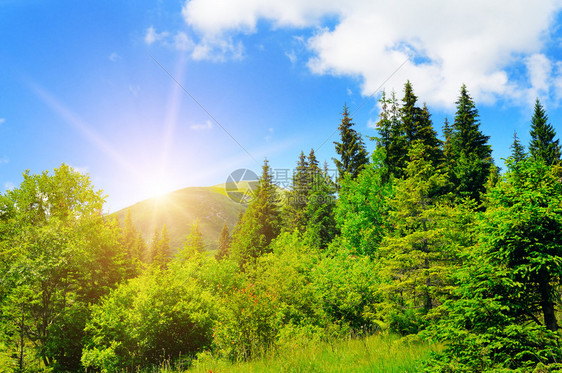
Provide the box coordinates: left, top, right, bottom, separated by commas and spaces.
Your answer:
178, 220, 205, 260
283, 152, 308, 232
151, 225, 171, 269
529, 99, 561, 165
333, 105, 369, 182
509, 131, 526, 169
229, 159, 280, 266
216, 223, 230, 261
449, 84, 493, 203
375, 90, 403, 181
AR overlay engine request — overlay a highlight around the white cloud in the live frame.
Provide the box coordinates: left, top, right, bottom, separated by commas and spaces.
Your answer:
526, 53, 552, 102
108, 52, 121, 62
145, 26, 169, 45
174, 31, 194, 51
190, 120, 213, 130
286, 50, 297, 64
181, 0, 562, 108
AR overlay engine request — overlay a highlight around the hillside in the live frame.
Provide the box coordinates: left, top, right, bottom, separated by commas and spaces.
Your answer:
114, 185, 246, 252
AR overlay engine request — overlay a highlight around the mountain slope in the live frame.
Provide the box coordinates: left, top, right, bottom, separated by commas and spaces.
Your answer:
114, 185, 246, 253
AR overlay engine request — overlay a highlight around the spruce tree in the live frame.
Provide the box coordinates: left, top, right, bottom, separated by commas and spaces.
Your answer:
449, 84, 493, 203
216, 223, 230, 261
229, 159, 280, 266
333, 105, 369, 182
283, 152, 308, 232
398, 82, 442, 172
529, 99, 561, 165
150, 225, 171, 268
509, 131, 526, 168
178, 220, 205, 260
375, 90, 403, 181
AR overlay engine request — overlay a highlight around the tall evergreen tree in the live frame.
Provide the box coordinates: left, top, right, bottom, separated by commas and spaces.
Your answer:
509, 131, 526, 168
449, 84, 493, 202
229, 159, 280, 266
529, 99, 561, 165
375, 90, 403, 181
178, 220, 205, 260
216, 223, 231, 261
283, 152, 308, 232
333, 105, 369, 182
151, 225, 171, 268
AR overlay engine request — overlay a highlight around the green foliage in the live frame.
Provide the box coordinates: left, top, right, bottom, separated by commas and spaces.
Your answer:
177, 220, 206, 261
334, 147, 392, 257
82, 266, 218, 371
333, 104, 370, 182
0, 164, 125, 371
151, 224, 172, 268
229, 159, 280, 267
426, 158, 562, 371
447, 84, 493, 203
529, 98, 561, 166
379, 142, 465, 334
215, 223, 230, 261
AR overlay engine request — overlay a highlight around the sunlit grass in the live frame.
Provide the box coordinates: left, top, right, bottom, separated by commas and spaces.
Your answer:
175, 333, 439, 373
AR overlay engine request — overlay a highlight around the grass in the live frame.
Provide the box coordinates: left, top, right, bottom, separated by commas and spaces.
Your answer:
180, 333, 439, 373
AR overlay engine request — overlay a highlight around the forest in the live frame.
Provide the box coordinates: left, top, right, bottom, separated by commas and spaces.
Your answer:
1, 81, 562, 372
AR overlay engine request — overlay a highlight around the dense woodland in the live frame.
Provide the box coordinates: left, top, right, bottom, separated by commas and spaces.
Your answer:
1, 82, 562, 372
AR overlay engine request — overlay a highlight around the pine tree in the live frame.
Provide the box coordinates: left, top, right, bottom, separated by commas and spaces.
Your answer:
381, 141, 454, 325
333, 104, 369, 182
216, 223, 230, 261
529, 99, 561, 165
449, 84, 493, 203
178, 220, 205, 261
229, 159, 280, 266
283, 152, 308, 232
151, 225, 171, 268
375, 90, 402, 181
509, 131, 526, 169
398, 82, 443, 172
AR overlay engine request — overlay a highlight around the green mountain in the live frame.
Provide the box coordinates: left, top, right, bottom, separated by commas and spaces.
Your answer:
114, 185, 247, 253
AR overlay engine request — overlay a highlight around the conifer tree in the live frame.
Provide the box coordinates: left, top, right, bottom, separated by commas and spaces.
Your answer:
333, 105, 369, 182
151, 225, 171, 268
398, 82, 443, 172
381, 142, 453, 319
178, 220, 205, 261
529, 99, 561, 165
509, 131, 526, 168
283, 152, 308, 232
229, 159, 280, 266
216, 223, 230, 261
375, 90, 402, 181
448, 84, 493, 202
121, 210, 143, 277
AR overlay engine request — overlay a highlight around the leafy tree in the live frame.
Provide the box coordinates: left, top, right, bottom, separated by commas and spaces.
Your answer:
529, 98, 561, 165
334, 147, 392, 257
448, 84, 493, 202
0, 164, 125, 371
216, 223, 231, 261
333, 105, 369, 182
229, 159, 280, 267
82, 267, 218, 371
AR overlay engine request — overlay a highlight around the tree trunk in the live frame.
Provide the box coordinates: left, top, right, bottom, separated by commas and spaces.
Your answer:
539, 277, 558, 331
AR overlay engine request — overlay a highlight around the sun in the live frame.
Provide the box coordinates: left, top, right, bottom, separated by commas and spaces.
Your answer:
143, 179, 171, 200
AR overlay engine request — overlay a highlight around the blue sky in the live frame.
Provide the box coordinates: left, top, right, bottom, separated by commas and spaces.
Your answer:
2, 1, 562, 212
